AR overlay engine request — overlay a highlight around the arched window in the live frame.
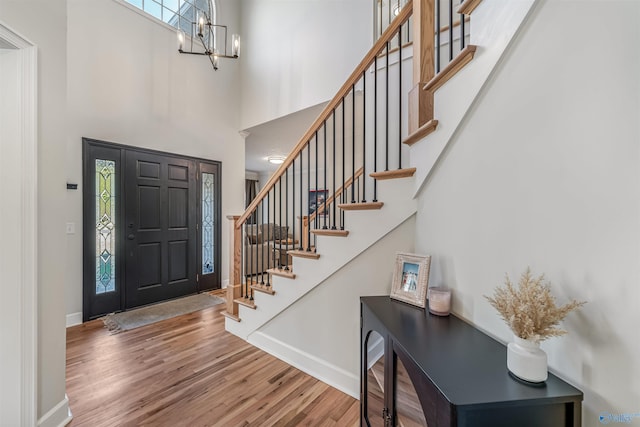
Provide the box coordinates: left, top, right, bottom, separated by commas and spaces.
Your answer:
123, 0, 217, 39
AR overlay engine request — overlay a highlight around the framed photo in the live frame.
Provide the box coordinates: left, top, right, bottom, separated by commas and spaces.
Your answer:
309, 189, 328, 216
390, 252, 431, 308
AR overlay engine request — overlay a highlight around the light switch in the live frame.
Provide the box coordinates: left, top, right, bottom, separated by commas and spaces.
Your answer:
66, 222, 76, 235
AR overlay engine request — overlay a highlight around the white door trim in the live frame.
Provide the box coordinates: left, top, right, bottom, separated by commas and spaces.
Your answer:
0, 21, 38, 427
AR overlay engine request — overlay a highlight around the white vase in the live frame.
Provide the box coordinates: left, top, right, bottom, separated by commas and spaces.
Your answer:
507, 335, 548, 383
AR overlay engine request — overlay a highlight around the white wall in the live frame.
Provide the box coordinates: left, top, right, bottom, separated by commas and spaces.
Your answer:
65, 0, 246, 317
239, 0, 373, 129
255, 215, 415, 396
415, 1, 640, 425
0, 0, 69, 423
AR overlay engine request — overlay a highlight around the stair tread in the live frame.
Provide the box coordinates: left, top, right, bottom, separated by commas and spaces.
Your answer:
251, 283, 276, 295
337, 202, 384, 210
424, 45, 477, 93
267, 268, 297, 279
403, 120, 439, 146
222, 311, 241, 322
370, 168, 417, 180
234, 297, 257, 309
311, 229, 350, 237
288, 249, 321, 259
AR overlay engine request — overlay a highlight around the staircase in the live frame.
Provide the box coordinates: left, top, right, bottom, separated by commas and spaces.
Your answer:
224, 0, 538, 398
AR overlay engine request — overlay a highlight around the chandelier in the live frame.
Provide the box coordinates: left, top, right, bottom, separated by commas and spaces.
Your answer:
176, 0, 240, 71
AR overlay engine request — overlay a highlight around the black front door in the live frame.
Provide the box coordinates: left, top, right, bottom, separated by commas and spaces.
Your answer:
83, 139, 222, 320
124, 150, 197, 309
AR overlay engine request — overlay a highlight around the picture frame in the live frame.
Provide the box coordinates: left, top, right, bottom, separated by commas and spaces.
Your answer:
308, 189, 329, 216
390, 252, 431, 308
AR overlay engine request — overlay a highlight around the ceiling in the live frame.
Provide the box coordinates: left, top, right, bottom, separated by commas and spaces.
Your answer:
244, 102, 328, 174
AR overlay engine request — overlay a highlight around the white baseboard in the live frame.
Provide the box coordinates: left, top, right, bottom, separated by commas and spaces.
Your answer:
66, 312, 82, 328
37, 394, 72, 427
249, 331, 360, 399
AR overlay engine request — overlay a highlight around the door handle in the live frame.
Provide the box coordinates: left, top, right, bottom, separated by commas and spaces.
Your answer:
127, 234, 135, 240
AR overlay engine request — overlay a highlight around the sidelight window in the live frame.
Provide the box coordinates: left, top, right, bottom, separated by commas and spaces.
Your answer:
202, 172, 215, 274
95, 159, 117, 294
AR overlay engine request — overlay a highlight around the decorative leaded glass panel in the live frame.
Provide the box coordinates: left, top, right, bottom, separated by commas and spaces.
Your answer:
95, 159, 116, 294
124, 0, 216, 42
202, 172, 214, 274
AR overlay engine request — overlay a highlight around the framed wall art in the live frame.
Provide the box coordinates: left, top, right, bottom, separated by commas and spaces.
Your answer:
390, 252, 431, 308
309, 189, 328, 216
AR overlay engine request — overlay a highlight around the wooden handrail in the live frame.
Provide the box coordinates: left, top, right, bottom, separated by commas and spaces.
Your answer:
457, 0, 482, 15
236, 1, 414, 229
309, 167, 364, 224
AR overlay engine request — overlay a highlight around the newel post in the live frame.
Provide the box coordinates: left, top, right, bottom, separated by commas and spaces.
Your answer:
225, 215, 242, 319
408, 0, 436, 134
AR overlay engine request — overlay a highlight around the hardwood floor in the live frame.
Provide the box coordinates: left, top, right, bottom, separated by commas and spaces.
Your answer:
66, 297, 359, 427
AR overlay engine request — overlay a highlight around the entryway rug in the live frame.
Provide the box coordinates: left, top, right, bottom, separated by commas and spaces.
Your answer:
101, 293, 225, 333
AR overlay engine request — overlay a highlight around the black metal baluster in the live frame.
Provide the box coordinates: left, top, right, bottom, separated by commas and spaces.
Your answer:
351, 85, 356, 204
460, 10, 466, 50
385, 41, 389, 172
436, 0, 441, 73
398, 26, 403, 170
323, 122, 328, 230
272, 186, 277, 271
260, 201, 264, 285
278, 176, 283, 269
449, 0, 454, 62
242, 226, 247, 298
307, 142, 311, 252
313, 131, 318, 249
299, 150, 303, 251
292, 156, 296, 259
362, 71, 367, 203
266, 192, 271, 287
373, 57, 378, 202
379, 0, 382, 39
248, 218, 253, 301
285, 168, 289, 271
332, 111, 337, 230
340, 100, 345, 230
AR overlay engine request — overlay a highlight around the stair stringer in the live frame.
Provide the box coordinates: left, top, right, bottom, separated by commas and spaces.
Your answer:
250, 215, 415, 399
410, 0, 538, 194
225, 177, 417, 340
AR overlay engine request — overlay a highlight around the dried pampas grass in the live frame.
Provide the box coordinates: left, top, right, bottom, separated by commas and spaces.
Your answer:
485, 268, 585, 343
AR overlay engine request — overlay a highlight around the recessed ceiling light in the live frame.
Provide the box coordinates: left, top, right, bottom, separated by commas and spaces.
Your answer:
267, 155, 285, 165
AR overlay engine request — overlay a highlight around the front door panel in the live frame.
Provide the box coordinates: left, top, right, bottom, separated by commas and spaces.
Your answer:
124, 151, 197, 309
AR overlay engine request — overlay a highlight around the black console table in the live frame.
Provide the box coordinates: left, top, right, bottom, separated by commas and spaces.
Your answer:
360, 296, 583, 427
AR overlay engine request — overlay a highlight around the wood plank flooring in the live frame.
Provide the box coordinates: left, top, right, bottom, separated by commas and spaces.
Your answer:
66, 297, 359, 427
